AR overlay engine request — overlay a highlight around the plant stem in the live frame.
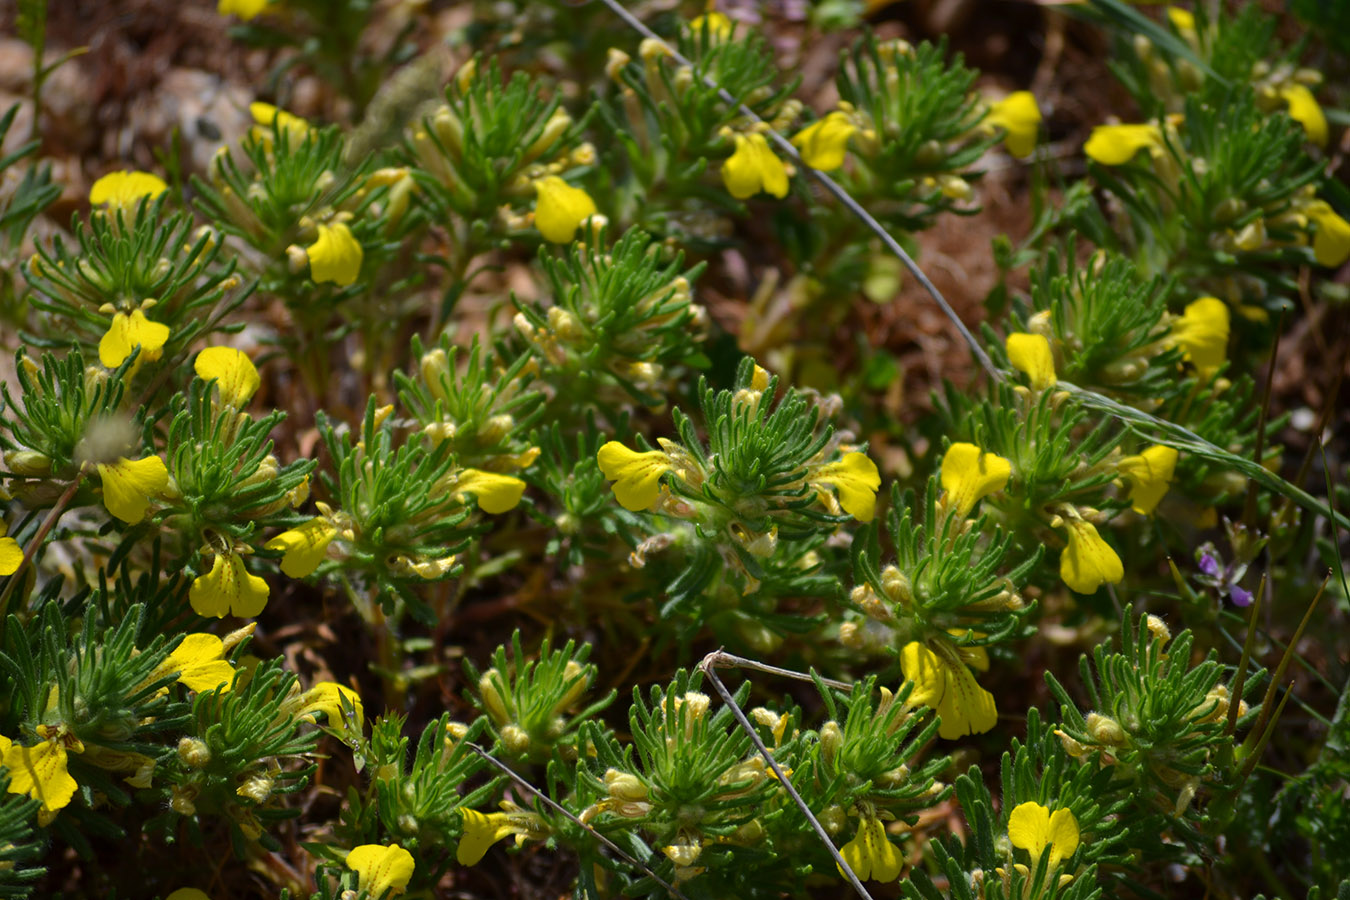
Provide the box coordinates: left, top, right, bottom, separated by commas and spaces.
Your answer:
0, 473, 82, 619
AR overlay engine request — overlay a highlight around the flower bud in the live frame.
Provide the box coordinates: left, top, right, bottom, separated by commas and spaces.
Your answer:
1085, 712, 1126, 746
501, 724, 531, 756
605, 769, 648, 802
236, 774, 274, 804
819, 720, 842, 766
177, 737, 212, 768
819, 804, 847, 834
523, 108, 573, 163
1145, 615, 1171, 645
286, 244, 309, 274
4, 450, 52, 477
170, 785, 197, 815
880, 565, 914, 607
606, 48, 631, 81
1054, 728, 1089, 759
478, 671, 509, 725
454, 58, 477, 92
914, 140, 946, 167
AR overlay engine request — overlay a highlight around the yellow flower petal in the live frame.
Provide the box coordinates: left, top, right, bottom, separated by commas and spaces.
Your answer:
454, 469, 527, 515
189, 552, 269, 619
1006, 332, 1056, 389
264, 518, 337, 578
1166, 7, 1195, 33
89, 171, 167, 210
194, 347, 260, 408
1307, 201, 1350, 268
248, 101, 308, 139
1047, 807, 1080, 867
533, 176, 598, 244
3, 739, 78, 814
166, 890, 212, 900
219, 0, 269, 19
163, 633, 236, 693
99, 309, 170, 369
1009, 801, 1079, 868
839, 817, 902, 882
1084, 123, 1164, 166
306, 223, 363, 287
297, 682, 365, 737
900, 642, 997, 740
97, 456, 169, 524
1059, 520, 1123, 594
346, 844, 415, 896
986, 91, 1042, 159
689, 11, 733, 40
458, 809, 515, 866
1117, 445, 1178, 516
939, 443, 1012, 518
1168, 297, 1229, 378
0, 537, 22, 576
1281, 84, 1328, 148
791, 112, 858, 172
597, 441, 673, 511
722, 132, 789, 200
812, 452, 881, 522
1008, 801, 1050, 858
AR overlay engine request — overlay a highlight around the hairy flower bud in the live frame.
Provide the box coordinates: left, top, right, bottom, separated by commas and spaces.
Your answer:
177, 737, 212, 769
1085, 712, 1126, 746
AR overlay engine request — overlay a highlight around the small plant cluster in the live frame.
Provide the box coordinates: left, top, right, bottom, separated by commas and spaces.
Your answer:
0, 1, 1347, 899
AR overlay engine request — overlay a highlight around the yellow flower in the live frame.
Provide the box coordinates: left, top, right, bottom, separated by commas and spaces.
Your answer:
1, 734, 79, 817
162, 633, 236, 693
839, 815, 903, 882
89, 170, 167, 211
791, 112, 858, 172
453, 469, 527, 514
1, 536, 22, 576
1166, 7, 1196, 34
457, 805, 547, 865
986, 91, 1041, 159
1008, 801, 1080, 868
249, 101, 308, 140
811, 452, 881, 522
597, 441, 673, 511
1084, 123, 1165, 166
166, 890, 212, 900
900, 641, 997, 740
219, 0, 269, 19
1280, 84, 1328, 148
1306, 201, 1350, 268
940, 443, 1012, 518
1168, 297, 1229, 378
722, 132, 789, 200
689, 11, 733, 40
532, 176, 598, 244
97, 456, 169, 524
264, 518, 336, 577
189, 552, 269, 619
99, 309, 170, 369
194, 347, 260, 408
297, 682, 365, 737
346, 844, 415, 897
1058, 519, 1123, 594
1117, 445, 1178, 516
306, 223, 363, 287
1006, 332, 1056, 389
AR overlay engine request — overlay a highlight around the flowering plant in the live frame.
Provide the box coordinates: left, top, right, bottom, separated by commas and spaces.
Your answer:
0, 0, 1346, 897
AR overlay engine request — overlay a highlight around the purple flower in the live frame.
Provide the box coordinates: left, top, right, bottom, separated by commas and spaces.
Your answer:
1198, 552, 1221, 577
1229, 584, 1253, 607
